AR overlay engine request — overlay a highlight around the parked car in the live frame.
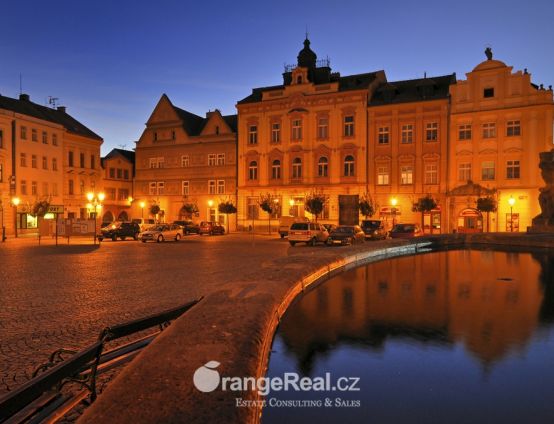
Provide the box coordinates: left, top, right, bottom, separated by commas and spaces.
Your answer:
327, 225, 366, 246
132, 218, 156, 232
138, 224, 183, 242
390, 223, 423, 239
288, 222, 329, 246
98, 221, 141, 241
173, 220, 200, 235
360, 219, 387, 240
199, 221, 225, 235
322, 223, 337, 233
278, 216, 310, 238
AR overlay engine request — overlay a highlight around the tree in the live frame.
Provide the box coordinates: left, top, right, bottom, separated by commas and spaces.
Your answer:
412, 195, 438, 233
477, 196, 497, 232
30, 199, 50, 218
149, 204, 160, 222
358, 193, 376, 219
258, 193, 280, 234
218, 201, 237, 233
305, 191, 327, 222
180, 202, 199, 219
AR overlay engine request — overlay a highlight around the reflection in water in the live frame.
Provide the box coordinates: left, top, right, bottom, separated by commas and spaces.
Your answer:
264, 249, 554, 424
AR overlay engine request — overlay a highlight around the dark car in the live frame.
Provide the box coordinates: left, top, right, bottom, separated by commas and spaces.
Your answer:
173, 220, 200, 235
390, 223, 423, 239
98, 221, 140, 241
322, 223, 337, 234
360, 219, 387, 240
327, 225, 366, 246
199, 221, 225, 235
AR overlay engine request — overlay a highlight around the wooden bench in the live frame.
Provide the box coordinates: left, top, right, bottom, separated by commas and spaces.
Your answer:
0, 298, 202, 423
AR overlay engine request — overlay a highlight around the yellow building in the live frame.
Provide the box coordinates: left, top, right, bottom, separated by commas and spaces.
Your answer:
133, 94, 238, 230
101, 148, 135, 224
447, 51, 554, 232
0, 94, 102, 236
237, 38, 385, 230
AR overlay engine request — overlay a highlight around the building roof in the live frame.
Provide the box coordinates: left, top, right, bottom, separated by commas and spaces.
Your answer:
369, 74, 457, 106
103, 148, 135, 163
0, 93, 102, 141
172, 105, 206, 135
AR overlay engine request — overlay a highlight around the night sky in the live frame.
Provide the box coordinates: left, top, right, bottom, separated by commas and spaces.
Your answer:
1, 0, 552, 154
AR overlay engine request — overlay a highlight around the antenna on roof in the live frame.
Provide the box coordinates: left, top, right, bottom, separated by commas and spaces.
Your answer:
305, 25, 308, 40
424, 71, 427, 79
118, 144, 127, 150
19, 73, 22, 95
47, 96, 59, 108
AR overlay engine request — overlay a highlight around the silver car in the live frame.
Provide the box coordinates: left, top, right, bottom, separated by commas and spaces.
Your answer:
139, 224, 183, 243
288, 222, 329, 246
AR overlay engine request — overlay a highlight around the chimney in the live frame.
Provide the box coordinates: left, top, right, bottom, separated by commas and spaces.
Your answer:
57, 106, 66, 113
19, 93, 30, 101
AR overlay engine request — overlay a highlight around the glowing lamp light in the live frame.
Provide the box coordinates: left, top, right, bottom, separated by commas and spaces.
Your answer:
273, 197, 279, 204
140, 201, 146, 209
12, 197, 20, 206
86, 192, 94, 202
208, 199, 214, 207
289, 199, 295, 207
391, 197, 398, 207
98, 192, 105, 202
508, 196, 516, 207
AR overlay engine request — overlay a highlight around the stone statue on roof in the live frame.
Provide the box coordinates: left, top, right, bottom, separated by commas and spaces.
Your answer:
485, 47, 493, 60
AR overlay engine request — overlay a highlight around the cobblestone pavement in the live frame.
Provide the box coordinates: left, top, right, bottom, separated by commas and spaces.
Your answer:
0, 233, 295, 394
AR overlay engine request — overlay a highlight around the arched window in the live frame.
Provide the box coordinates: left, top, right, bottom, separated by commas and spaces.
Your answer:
248, 161, 258, 180
292, 158, 302, 179
118, 211, 129, 221
297, 75, 303, 84
318, 156, 328, 177
344, 155, 355, 176
271, 159, 281, 179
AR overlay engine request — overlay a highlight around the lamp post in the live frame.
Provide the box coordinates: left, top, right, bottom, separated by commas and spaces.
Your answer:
208, 199, 214, 222
12, 197, 20, 238
140, 201, 145, 219
390, 197, 398, 228
289, 198, 295, 217
508, 196, 515, 232
86, 191, 105, 245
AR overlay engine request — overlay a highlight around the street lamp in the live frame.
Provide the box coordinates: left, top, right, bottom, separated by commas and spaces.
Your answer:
508, 196, 516, 232
11, 197, 20, 238
390, 197, 398, 227
86, 192, 104, 245
140, 201, 145, 219
208, 199, 214, 208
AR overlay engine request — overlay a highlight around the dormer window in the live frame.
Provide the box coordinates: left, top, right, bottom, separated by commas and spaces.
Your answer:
297, 75, 303, 84
215, 126, 220, 135
484, 87, 494, 98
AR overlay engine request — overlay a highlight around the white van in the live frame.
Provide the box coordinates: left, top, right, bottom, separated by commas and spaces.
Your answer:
278, 216, 310, 238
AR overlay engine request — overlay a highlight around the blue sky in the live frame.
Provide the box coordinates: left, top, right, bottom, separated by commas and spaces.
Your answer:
1, 0, 553, 154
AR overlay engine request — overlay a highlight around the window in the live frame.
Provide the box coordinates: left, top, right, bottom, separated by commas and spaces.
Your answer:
32, 181, 37, 195
21, 180, 27, 195
291, 119, 302, 141
153, 132, 158, 141
0, 129, 3, 148
344, 115, 354, 137
344, 155, 355, 176
424, 164, 438, 184
80, 153, 85, 168
0, 163, 2, 182
42, 182, 48, 196
400, 166, 414, 184
292, 158, 302, 179
247, 197, 259, 220
52, 158, 58, 171
117, 189, 128, 200
68, 151, 74, 167
482, 122, 496, 139
401, 124, 414, 144
507, 120, 521, 137
318, 117, 328, 139
271, 159, 281, 179
318, 157, 328, 177
507, 160, 520, 179
217, 153, 225, 166
117, 169, 122, 179
377, 166, 389, 185
208, 180, 216, 194
31, 155, 37, 168
217, 180, 225, 194
484, 87, 494, 98
68, 179, 74, 195
42, 131, 48, 144
106, 188, 116, 200
248, 161, 258, 180
20, 126, 27, 140
42, 156, 48, 169
248, 125, 258, 144
109, 168, 115, 178
425, 122, 438, 141
482, 161, 495, 180
149, 157, 164, 168
459, 124, 472, 140
80, 180, 85, 194
215, 126, 219, 135
148, 181, 164, 195
208, 154, 217, 166
181, 155, 189, 167
157, 182, 165, 195
52, 134, 58, 146
31, 129, 37, 142
297, 75, 303, 84
124, 169, 129, 180
458, 163, 471, 182
182, 181, 189, 195
52, 183, 58, 196
20, 153, 27, 167
172, 130, 176, 140
91, 155, 95, 169
271, 123, 281, 143
378, 127, 389, 144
